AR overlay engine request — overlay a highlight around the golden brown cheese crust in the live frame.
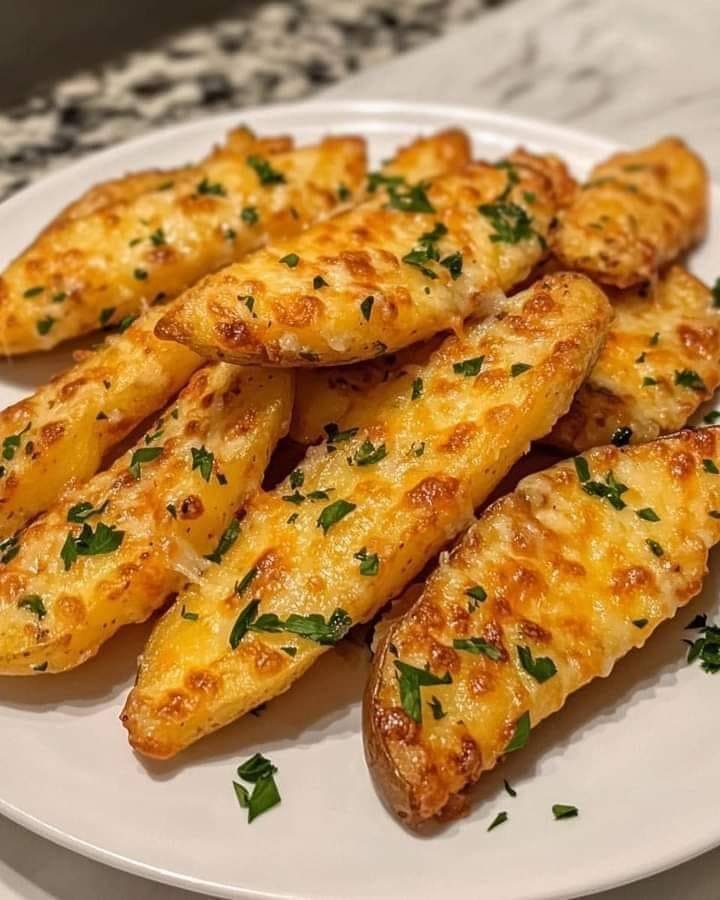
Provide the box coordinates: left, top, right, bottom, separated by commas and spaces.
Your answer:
121, 272, 611, 758
0, 363, 293, 673
0, 306, 201, 539
155, 152, 573, 367
552, 137, 708, 287
0, 131, 366, 353
549, 266, 720, 451
382, 129, 472, 182
365, 428, 720, 827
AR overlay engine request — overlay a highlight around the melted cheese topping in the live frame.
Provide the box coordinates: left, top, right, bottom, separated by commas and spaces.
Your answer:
366, 428, 720, 825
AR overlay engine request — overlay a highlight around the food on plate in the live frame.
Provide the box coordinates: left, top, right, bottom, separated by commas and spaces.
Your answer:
549, 266, 720, 451
121, 272, 611, 758
552, 137, 707, 287
0, 128, 366, 353
0, 363, 292, 673
155, 151, 572, 367
380, 128, 472, 182
364, 428, 720, 826
0, 306, 201, 539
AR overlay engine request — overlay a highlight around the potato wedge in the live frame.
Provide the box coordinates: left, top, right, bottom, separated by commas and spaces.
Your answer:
381, 128, 471, 182
548, 266, 720, 451
121, 272, 611, 758
0, 130, 366, 353
365, 428, 720, 826
155, 152, 571, 367
0, 305, 200, 539
552, 137, 707, 287
0, 363, 293, 674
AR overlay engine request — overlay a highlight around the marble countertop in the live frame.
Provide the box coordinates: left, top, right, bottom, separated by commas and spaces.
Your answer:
2, 0, 720, 897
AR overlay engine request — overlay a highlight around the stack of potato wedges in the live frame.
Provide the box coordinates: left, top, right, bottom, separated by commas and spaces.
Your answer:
1, 122, 718, 830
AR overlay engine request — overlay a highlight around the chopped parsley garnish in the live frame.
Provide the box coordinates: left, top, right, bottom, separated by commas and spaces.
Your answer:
324, 423, 359, 445
409, 441, 425, 457
60, 522, 124, 571
191, 446, 214, 482
686, 618, 720, 673
642, 376, 658, 387
52, 291, 67, 303
453, 636, 502, 660
704, 410, 720, 424
552, 804, 578, 820
23, 286, 45, 298
635, 352, 646, 364
317, 499, 356, 533
352, 440, 387, 466
241, 206, 259, 225
129, 446, 163, 479
229, 600, 260, 648
712, 278, 720, 308
495, 160, 520, 200
354, 547, 379, 576
573, 456, 591, 482
675, 369, 706, 391
282, 645, 297, 657
429, 696, 446, 720
386, 180, 435, 213
118, 314, 138, 332
649, 331, 660, 346
505, 711, 531, 752
181, 606, 199, 621
0, 535, 20, 564
33, 662, 48, 671
150, 227, 166, 246
67, 500, 109, 524
611, 426, 633, 447
466, 585, 487, 610
478, 201, 536, 244
99, 307, 115, 326
411, 377, 423, 401
440, 251, 463, 280
282, 609, 352, 644
636, 507, 660, 522
581, 470, 628, 510
18, 594, 46, 618
504, 779, 517, 798
646, 539, 664, 557
703, 459, 719, 474
632, 618, 648, 628
36, 316, 55, 335
488, 811, 508, 832
401, 222, 449, 279
234, 753, 281, 824
511, 362, 532, 378
3, 422, 31, 461
337, 183, 351, 202
360, 295, 374, 321
517, 645, 557, 683
133, 268, 148, 281
453, 355, 484, 377
246, 155, 285, 186
235, 567, 258, 596
366, 171, 405, 194
282, 490, 305, 505
710, 510, 720, 519
394, 660, 452, 723
205, 517, 240, 563
313, 275, 328, 290
687, 613, 708, 630
196, 177, 226, 196
166, 503, 177, 518
289, 469, 304, 489
279, 253, 299, 268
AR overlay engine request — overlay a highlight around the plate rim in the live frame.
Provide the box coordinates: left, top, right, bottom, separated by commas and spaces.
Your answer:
0, 97, 715, 900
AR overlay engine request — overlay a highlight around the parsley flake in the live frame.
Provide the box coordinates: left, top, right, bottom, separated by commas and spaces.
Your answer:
205, 518, 240, 564
354, 547, 379, 576
129, 445, 163, 479
317, 499, 356, 533
517, 645, 557, 683
246, 155, 285, 186
453, 356, 484, 377
453, 636, 502, 660
191, 446, 214, 482
394, 660, 452, 723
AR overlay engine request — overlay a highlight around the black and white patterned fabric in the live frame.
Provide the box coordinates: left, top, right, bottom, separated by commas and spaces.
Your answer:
0, 0, 503, 201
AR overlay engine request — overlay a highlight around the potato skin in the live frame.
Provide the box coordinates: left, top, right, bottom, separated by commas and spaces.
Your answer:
0, 363, 293, 674
552, 137, 708, 287
156, 152, 573, 367
365, 428, 720, 826
0, 130, 366, 353
0, 305, 200, 539
121, 272, 610, 758
548, 266, 720, 451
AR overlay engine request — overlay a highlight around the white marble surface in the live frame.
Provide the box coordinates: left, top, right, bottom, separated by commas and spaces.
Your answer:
4, 0, 720, 897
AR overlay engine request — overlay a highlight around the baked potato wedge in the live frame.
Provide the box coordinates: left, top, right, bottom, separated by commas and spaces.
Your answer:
0, 130, 366, 353
155, 151, 571, 366
364, 427, 720, 826
0, 305, 200, 539
552, 137, 707, 287
0, 363, 293, 674
380, 128, 471, 182
549, 266, 720, 451
121, 272, 611, 758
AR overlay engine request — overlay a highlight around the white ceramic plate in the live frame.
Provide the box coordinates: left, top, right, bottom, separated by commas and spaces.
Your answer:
1, 100, 719, 900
